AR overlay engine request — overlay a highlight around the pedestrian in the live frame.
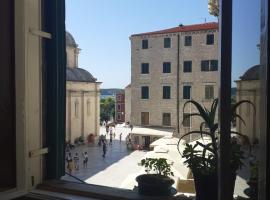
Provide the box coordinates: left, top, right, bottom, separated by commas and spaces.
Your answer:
82, 152, 88, 168
113, 131, 116, 139
120, 133, 122, 143
66, 152, 74, 174
73, 152, 79, 170
102, 140, 107, 157
109, 132, 113, 145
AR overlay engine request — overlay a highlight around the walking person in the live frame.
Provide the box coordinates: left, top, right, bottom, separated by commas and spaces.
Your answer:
82, 152, 88, 168
120, 133, 122, 143
109, 131, 113, 145
73, 152, 79, 170
66, 152, 74, 174
102, 140, 107, 158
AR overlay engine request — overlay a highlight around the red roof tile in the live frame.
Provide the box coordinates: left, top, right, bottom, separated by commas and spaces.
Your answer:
131, 22, 218, 37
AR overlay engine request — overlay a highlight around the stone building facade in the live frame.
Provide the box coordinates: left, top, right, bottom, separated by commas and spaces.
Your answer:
235, 65, 261, 143
115, 92, 125, 123
65, 32, 101, 143
125, 84, 131, 123
130, 22, 219, 136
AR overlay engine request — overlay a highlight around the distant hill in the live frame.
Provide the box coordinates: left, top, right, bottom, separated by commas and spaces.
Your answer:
100, 88, 124, 96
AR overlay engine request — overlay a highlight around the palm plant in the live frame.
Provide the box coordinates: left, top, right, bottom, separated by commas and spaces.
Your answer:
178, 98, 255, 175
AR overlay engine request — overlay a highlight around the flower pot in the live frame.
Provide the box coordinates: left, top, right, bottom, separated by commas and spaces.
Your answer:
193, 171, 236, 200
136, 174, 174, 196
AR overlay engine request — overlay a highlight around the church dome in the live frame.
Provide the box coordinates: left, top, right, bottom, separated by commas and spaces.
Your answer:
240, 65, 260, 80
66, 31, 77, 47
66, 67, 97, 82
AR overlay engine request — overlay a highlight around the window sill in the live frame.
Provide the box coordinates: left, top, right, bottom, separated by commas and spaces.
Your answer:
37, 180, 194, 200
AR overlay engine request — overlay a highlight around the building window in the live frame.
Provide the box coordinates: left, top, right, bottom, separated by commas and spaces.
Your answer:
163, 86, 171, 99
142, 39, 148, 49
141, 63, 149, 74
75, 99, 79, 118
87, 100, 91, 115
183, 113, 191, 127
206, 34, 214, 45
205, 85, 214, 99
201, 60, 218, 71
163, 62, 171, 73
141, 112, 149, 125
162, 113, 171, 126
183, 61, 192, 72
117, 104, 121, 111
141, 86, 149, 99
184, 36, 192, 46
164, 37, 171, 48
117, 114, 121, 120
183, 85, 191, 99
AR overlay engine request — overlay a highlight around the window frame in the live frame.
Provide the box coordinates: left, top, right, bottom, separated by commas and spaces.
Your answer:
184, 35, 192, 46
205, 85, 214, 99
141, 63, 149, 74
183, 113, 191, 127
162, 113, 171, 126
163, 62, 171, 73
183, 85, 191, 99
141, 86, 149, 99
142, 39, 148, 49
164, 37, 171, 48
162, 86, 171, 99
183, 60, 192, 72
206, 34, 214, 45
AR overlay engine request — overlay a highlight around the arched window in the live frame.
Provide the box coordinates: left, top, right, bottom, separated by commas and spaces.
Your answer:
75, 99, 79, 117
87, 99, 91, 116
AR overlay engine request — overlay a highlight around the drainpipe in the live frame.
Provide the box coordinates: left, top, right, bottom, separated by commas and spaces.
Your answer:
176, 34, 180, 135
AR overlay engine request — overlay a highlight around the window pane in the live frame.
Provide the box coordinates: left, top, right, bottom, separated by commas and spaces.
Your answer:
210, 60, 218, 71
206, 34, 214, 45
141, 86, 149, 99
142, 39, 148, 49
183, 61, 192, 72
164, 37, 171, 48
201, 60, 209, 71
162, 113, 171, 126
185, 36, 192, 46
183, 86, 191, 99
163, 62, 171, 73
183, 113, 191, 127
205, 85, 214, 99
163, 86, 171, 99
141, 63, 149, 74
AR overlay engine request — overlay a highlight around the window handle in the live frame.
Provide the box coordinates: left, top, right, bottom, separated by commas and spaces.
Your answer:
29, 28, 52, 39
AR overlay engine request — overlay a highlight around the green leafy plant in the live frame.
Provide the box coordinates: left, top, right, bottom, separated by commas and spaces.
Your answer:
139, 158, 174, 177
178, 98, 255, 175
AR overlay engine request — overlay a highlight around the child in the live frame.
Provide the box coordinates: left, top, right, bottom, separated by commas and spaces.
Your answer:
73, 152, 79, 170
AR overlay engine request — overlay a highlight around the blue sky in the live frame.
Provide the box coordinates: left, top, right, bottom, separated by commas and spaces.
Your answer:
66, 0, 260, 88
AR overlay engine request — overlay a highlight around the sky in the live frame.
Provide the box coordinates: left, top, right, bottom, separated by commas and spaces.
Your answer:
66, 0, 260, 88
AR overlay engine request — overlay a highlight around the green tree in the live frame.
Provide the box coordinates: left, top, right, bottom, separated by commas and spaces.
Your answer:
100, 97, 115, 122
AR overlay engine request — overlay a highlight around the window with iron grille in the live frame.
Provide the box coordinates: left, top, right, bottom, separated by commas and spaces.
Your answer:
162, 113, 171, 126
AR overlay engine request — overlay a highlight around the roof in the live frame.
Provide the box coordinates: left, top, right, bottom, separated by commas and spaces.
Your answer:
131, 22, 218, 37
66, 31, 77, 47
66, 67, 97, 82
240, 65, 261, 81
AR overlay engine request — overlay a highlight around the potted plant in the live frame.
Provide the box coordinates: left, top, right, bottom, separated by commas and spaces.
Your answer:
136, 158, 174, 196
178, 98, 254, 200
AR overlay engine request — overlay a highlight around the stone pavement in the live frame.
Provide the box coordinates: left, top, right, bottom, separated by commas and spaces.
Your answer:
62, 126, 147, 188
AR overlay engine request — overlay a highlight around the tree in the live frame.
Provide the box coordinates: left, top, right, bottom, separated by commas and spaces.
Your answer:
100, 97, 115, 122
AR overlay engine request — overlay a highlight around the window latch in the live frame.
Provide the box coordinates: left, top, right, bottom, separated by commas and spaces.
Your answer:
29, 147, 49, 158
29, 28, 52, 39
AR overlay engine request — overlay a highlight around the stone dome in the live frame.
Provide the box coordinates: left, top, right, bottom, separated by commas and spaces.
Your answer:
66, 31, 77, 47
240, 65, 260, 81
66, 67, 97, 82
